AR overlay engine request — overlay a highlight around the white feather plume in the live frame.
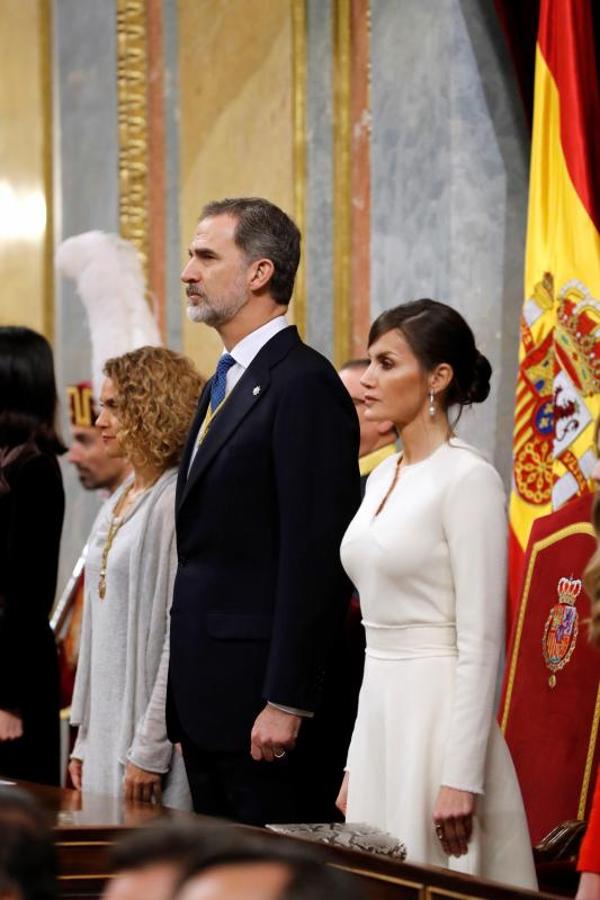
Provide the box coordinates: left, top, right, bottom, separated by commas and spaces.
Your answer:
56, 231, 162, 396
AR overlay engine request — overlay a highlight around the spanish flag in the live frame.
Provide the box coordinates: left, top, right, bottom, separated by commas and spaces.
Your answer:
508, 0, 600, 629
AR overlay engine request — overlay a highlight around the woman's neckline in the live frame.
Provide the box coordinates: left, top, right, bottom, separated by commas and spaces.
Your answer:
397, 437, 455, 470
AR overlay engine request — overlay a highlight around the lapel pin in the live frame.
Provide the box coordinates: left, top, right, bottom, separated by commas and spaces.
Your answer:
252, 385, 261, 396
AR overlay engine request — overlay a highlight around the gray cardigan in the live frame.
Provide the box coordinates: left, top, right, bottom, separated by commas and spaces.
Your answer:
71, 469, 190, 809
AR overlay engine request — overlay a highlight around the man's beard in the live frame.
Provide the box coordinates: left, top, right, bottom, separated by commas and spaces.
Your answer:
186, 281, 247, 327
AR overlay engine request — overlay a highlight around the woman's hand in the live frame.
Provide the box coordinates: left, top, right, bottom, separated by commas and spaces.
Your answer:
123, 762, 163, 804
0, 710, 22, 741
336, 771, 349, 817
68, 758, 83, 790
577, 872, 600, 900
433, 786, 476, 857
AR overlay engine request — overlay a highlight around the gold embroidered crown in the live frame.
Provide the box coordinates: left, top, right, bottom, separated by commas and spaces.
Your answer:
556, 280, 600, 396
557, 576, 582, 606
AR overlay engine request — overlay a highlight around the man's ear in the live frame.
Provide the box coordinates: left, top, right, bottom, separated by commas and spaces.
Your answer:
248, 258, 275, 293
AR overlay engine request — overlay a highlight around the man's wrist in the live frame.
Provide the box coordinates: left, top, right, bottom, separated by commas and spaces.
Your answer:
268, 701, 314, 718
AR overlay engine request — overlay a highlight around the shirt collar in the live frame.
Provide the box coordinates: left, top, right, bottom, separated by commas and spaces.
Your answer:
227, 315, 289, 370
359, 442, 397, 477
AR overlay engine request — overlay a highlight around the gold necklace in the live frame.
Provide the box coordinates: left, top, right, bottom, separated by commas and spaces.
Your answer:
98, 483, 134, 600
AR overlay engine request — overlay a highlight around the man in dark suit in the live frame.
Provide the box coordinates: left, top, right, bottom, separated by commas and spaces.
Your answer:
167, 197, 361, 825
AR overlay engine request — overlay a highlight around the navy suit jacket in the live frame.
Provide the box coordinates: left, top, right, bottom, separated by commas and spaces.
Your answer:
167, 326, 360, 751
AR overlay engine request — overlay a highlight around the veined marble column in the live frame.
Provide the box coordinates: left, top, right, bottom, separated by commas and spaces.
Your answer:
370, 0, 529, 481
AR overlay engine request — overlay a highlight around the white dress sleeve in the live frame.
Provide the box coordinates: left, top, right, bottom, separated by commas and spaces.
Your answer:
440, 460, 506, 794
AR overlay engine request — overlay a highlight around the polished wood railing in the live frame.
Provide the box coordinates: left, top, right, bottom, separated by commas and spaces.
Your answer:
8, 781, 564, 900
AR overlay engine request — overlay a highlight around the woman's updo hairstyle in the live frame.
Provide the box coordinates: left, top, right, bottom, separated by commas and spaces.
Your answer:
368, 298, 492, 412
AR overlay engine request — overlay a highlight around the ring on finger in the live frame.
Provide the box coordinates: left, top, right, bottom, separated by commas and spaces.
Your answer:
435, 824, 444, 839
273, 747, 286, 759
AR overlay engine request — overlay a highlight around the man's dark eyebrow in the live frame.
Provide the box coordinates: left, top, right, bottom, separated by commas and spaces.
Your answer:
189, 245, 218, 259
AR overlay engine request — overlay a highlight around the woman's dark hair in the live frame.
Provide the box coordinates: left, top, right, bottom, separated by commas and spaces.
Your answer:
0, 326, 66, 454
0, 787, 57, 900
368, 298, 492, 413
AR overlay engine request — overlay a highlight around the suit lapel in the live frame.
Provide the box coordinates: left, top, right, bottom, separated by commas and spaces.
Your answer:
179, 362, 270, 511
176, 381, 211, 510
177, 326, 300, 515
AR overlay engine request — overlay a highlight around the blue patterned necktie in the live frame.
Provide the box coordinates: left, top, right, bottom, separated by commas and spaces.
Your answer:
210, 353, 236, 412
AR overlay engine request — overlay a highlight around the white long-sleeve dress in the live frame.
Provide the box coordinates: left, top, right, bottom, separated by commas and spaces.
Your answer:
340, 440, 536, 888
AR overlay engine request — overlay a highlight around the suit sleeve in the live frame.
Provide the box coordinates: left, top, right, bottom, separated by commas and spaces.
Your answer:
0, 454, 64, 712
441, 461, 506, 794
264, 368, 360, 711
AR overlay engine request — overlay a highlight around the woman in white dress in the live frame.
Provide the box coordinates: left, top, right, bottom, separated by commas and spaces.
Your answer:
337, 299, 537, 888
69, 346, 204, 808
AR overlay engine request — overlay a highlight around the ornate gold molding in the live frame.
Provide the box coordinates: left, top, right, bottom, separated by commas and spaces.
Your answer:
41, 0, 54, 341
291, 0, 307, 338
116, 0, 150, 277
332, 0, 352, 367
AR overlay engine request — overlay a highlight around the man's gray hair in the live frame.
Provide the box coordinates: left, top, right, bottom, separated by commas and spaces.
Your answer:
200, 197, 301, 305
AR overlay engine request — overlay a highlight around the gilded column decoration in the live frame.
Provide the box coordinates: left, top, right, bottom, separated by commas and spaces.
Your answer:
116, 0, 150, 276
350, 0, 372, 356
41, 0, 54, 340
332, 0, 352, 367
292, 0, 308, 338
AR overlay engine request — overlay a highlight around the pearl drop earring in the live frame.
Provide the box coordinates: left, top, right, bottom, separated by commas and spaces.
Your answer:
428, 390, 436, 418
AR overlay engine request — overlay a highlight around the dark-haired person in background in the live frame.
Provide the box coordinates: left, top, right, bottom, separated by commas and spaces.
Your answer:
339, 358, 396, 496
0, 327, 65, 785
170, 197, 360, 824
0, 786, 58, 900
173, 839, 367, 900
336, 300, 536, 887
102, 819, 236, 900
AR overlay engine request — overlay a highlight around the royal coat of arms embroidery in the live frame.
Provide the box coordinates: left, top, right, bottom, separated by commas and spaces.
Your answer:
542, 576, 582, 687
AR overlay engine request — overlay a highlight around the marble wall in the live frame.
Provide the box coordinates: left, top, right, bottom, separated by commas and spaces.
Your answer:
370, 0, 529, 481
305, 0, 334, 359
177, 0, 295, 378
53, 0, 121, 594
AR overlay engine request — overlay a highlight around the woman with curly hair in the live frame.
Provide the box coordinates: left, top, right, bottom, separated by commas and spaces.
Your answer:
576, 431, 600, 900
69, 346, 204, 808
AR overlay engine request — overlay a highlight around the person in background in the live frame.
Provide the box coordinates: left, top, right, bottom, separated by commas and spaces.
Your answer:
339, 358, 396, 496
66, 381, 130, 495
69, 347, 203, 808
102, 820, 238, 900
0, 327, 65, 786
0, 787, 57, 900
173, 841, 367, 900
337, 299, 536, 888
576, 433, 600, 900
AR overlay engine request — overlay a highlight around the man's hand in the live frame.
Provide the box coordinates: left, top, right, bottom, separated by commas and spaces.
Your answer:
68, 758, 83, 791
433, 785, 476, 857
250, 705, 301, 762
0, 710, 22, 742
123, 762, 163, 804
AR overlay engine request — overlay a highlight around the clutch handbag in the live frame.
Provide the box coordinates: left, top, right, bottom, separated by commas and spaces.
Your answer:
266, 822, 407, 860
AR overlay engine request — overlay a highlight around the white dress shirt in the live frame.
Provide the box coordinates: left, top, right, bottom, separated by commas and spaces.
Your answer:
223, 314, 290, 397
